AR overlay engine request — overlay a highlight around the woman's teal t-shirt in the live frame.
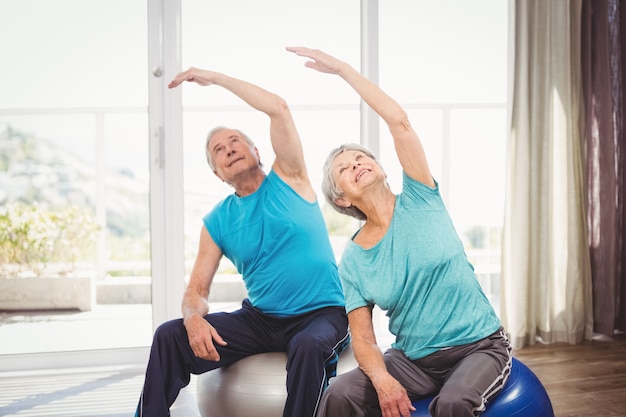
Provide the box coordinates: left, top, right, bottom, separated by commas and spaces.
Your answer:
204, 170, 345, 317
339, 172, 501, 360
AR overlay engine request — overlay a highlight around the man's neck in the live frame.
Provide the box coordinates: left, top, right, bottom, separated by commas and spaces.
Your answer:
232, 168, 266, 197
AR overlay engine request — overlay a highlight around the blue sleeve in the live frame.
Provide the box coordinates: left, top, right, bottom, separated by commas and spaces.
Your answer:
202, 200, 226, 253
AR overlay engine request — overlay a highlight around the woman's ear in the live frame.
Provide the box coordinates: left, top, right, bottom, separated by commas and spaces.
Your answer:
334, 197, 352, 208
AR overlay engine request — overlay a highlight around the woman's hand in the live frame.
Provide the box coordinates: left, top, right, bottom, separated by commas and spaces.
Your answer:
374, 374, 417, 417
286, 46, 344, 75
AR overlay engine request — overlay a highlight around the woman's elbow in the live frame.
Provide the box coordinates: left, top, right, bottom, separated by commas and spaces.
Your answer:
388, 109, 412, 132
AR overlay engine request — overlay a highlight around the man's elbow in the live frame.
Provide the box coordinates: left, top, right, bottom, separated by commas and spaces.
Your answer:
269, 96, 292, 119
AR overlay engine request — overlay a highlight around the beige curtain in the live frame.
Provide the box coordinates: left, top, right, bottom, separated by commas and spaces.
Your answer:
501, 0, 594, 349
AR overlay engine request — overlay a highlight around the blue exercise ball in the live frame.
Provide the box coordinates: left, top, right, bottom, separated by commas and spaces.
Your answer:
410, 357, 554, 417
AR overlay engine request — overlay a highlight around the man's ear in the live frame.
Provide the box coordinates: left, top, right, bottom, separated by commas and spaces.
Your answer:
334, 197, 352, 208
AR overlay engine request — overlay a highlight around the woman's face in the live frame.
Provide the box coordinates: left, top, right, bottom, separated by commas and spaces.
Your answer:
331, 149, 384, 200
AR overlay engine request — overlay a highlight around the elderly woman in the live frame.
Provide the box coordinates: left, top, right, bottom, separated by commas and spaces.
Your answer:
287, 46, 511, 417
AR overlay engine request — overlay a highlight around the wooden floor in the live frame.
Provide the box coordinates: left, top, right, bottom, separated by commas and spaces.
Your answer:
512, 333, 626, 417
1, 333, 625, 417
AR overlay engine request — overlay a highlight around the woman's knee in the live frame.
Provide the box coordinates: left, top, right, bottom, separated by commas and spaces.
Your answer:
323, 375, 361, 406
430, 390, 476, 417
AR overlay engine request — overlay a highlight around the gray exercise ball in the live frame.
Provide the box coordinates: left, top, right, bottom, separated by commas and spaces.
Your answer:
196, 346, 357, 417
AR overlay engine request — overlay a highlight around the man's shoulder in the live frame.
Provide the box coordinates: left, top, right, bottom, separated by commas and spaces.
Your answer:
268, 169, 317, 202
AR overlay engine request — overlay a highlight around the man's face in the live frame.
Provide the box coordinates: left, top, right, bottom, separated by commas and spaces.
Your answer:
209, 129, 260, 183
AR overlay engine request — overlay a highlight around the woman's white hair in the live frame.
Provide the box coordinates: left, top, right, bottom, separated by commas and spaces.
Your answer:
321, 143, 382, 221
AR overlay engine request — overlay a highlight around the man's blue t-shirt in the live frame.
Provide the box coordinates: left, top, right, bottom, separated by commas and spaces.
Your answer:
339, 172, 501, 360
204, 170, 345, 317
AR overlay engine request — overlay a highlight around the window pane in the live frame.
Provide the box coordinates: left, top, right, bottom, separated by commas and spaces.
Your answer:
0, 0, 151, 355
448, 108, 507, 237
181, 0, 360, 106
379, 0, 508, 104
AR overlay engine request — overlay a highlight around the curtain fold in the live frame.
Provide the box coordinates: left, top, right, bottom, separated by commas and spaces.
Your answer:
502, 0, 594, 348
581, 0, 626, 338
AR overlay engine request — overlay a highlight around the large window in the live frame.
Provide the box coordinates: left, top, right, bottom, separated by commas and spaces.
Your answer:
0, 0, 508, 368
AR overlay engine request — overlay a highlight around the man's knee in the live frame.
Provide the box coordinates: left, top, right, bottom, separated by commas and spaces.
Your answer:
153, 318, 185, 344
290, 332, 332, 358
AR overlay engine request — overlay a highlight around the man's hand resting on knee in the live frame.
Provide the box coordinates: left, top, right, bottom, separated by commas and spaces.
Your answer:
184, 314, 227, 361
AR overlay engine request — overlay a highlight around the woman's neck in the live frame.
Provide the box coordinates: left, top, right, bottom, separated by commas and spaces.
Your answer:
353, 191, 396, 249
